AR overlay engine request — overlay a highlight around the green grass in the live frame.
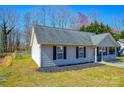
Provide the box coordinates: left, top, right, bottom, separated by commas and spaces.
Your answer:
116, 56, 124, 60
1, 54, 124, 86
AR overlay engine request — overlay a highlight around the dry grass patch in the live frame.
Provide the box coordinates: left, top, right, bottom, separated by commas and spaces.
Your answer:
0, 54, 124, 87
0, 53, 14, 68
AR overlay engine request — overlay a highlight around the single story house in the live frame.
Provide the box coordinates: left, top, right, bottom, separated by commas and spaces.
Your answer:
30, 25, 119, 68
117, 39, 124, 55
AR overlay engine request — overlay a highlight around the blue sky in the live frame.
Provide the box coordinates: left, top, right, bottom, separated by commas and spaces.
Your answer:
0, 5, 124, 30
70, 5, 124, 29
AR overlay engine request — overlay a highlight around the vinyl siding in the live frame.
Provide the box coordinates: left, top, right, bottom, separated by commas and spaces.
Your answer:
31, 33, 41, 67
42, 46, 94, 67
103, 54, 116, 61
99, 36, 116, 47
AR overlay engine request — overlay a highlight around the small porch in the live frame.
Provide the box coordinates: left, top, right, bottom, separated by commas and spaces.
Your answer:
93, 33, 119, 63
94, 47, 117, 62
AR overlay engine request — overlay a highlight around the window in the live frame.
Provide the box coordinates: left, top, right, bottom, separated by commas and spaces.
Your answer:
56, 46, 64, 59
109, 47, 115, 54
103, 47, 107, 55
79, 46, 84, 58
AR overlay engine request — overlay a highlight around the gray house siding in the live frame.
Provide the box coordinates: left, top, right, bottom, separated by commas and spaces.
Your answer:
31, 25, 119, 68
103, 54, 116, 61
31, 33, 41, 67
41, 46, 94, 67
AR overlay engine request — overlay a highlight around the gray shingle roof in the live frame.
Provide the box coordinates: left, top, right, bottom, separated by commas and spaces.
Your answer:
33, 25, 116, 46
91, 33, 110, 45
119, 39, 124, 44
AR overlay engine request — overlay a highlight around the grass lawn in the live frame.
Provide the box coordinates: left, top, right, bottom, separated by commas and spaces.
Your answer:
1, 54, 124, 87
116, 56, 124, 60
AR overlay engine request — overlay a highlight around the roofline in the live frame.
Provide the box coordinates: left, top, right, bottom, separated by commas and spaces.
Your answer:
118, 40, 124, 44
41, 43, 96, 47
34, 24, 79, 31
33, 24, 95, 34
98, 33, 120, 47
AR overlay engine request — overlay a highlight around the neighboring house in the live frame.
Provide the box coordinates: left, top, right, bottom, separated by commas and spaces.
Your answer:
30, 25, 119, 68
117, 39, 124, 55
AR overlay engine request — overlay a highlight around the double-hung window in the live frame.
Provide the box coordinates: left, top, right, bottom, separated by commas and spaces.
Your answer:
79, 46, 84, 58
56, 46, 64, 59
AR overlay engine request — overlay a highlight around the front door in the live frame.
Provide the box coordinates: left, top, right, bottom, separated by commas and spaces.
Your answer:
97, 47, 102, 61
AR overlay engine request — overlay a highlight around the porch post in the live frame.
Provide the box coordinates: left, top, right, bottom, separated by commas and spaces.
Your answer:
95, 47, 97, 63
107, 47, 109, 55
115, 47, 117, 57
101, 47, 104, 62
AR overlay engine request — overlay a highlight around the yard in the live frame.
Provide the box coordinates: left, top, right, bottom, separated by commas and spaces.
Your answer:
1, 54, 124, 87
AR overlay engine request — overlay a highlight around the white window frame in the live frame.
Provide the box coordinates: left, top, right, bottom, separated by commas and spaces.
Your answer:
79, 46, 84, 58
56, 46, 64, 59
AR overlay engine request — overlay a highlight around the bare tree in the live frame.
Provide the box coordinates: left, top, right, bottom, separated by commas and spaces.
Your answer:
0, 8, 18, 52
69, 12, 88, 30
112, 16, 121, 32
56, 6, 71, 28
47, 6, 57, 27
31, 6, 47, 26
23, 11, 32, 49
0, 20, 14, 52
48, 6, 71, 28
15, 28, 20, 51
88, 9, 97, 22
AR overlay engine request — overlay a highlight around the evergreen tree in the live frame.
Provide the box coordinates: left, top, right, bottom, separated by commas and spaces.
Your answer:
121, 30, 124, 39
80, 21, 120, 40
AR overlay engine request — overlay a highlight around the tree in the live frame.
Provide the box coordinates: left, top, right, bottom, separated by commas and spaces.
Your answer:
47, 6, 57, 27
23, 11, 32, 49
31, 6, 47, 25
69, 12, 88, 30
88, 9, 97, 22
84, 21, 101, 34
0, 8, 19, 52
80, 21, 120, 40
112, 16, 121, 32
80, 21, 112, 34
15, 29, 20, 51
120, 30, 124, 39
48, 6, 71, 28
0, 20, 14, 52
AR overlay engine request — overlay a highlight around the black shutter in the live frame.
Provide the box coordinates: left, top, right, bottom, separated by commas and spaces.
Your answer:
53, 46, 56, 60
84, 47, 86, 58
64, 46, 66, 59
76, 46, 79, 59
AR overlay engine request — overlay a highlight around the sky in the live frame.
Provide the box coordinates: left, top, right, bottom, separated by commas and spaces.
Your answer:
0, 5, 124, 30
70, 5, 124, 30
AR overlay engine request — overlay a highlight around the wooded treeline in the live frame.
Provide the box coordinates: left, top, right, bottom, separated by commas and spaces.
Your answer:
0, 6, 124, 54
